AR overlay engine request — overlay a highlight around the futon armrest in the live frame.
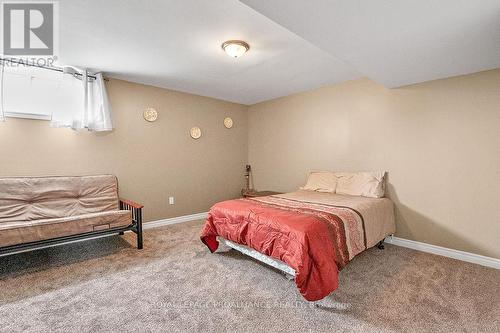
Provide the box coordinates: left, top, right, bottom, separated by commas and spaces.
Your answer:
119, 198, 144, 249
119, 199, 144, 209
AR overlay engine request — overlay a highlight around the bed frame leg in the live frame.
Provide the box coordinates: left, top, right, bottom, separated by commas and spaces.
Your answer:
377, 240, 385, 250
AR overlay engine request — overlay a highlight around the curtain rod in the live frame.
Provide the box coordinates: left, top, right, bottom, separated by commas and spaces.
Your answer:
0, 57, 102, 80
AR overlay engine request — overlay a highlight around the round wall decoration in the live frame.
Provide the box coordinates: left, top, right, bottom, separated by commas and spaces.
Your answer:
143, 107, 158, 122
190, 126, 202, 139
223, 117, 233, 129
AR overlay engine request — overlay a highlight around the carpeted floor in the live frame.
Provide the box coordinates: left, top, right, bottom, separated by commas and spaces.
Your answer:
0, 220, 499, 333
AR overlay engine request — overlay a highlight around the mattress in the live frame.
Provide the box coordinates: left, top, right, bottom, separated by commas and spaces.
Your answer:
201, 190, 396, 300
275, 190, 395, 249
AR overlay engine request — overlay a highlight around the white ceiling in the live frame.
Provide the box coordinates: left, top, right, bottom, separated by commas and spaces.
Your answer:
59, 0, 358, 105
241, 0, 500, 88
59, 0, 500, 105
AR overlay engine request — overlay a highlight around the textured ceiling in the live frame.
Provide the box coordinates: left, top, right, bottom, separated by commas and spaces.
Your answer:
58, 0, 500, 104
59, 0, 358, 105
241, 0, 500, 88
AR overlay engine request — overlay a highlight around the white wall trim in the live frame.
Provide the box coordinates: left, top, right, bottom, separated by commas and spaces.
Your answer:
7, 211, 496, 271
144, 215, 500, 270
143, 212, 208, 230
5, 111, 51, 121
384, 236, 500, 270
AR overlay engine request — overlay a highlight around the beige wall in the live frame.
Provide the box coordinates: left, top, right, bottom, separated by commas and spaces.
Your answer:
1, 70, 498, 259
248, 69, 500, 259
0, 79, 248, 222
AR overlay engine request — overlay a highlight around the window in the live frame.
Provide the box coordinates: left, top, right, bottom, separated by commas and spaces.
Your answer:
1, 63, 82, 121
0, 60, 113, 131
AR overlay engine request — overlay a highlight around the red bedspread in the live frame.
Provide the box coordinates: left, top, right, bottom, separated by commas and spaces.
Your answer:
200, 196, 366, 301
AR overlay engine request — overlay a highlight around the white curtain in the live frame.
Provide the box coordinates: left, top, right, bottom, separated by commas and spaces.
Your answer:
50, 69, 113, 131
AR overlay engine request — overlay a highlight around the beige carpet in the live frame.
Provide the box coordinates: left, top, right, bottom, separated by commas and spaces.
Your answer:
0, 220, 499, 333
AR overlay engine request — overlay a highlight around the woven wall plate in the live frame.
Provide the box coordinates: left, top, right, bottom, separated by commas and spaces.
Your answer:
223, 117, 233, 129
190, 126, 202, 139
143, 108, 158, 122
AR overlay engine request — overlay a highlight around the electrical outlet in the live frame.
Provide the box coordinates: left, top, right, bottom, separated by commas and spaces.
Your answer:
169, 196, 175, 205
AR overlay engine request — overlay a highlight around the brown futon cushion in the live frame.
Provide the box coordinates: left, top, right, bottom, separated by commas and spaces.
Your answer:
0, 175, 132, 248
0, 210, 132, 247
0, 175, 120, 222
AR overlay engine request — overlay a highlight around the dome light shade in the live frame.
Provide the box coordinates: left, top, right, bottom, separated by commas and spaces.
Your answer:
221, 40, 250, 58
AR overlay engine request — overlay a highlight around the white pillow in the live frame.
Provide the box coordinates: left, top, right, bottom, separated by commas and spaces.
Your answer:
335, 171, 386, 198
300, 171, 337, 193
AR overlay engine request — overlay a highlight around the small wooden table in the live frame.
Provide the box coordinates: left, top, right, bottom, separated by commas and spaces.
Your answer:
242, 190, 282, 198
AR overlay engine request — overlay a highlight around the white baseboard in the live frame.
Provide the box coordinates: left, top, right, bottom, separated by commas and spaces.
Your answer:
143, 212, 208, 230
384, 236, 500, 270
9, 210, 495, 271
144, 214, 500, 270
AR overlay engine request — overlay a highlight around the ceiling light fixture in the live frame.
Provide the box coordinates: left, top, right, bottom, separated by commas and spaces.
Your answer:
221, 40, 250, 58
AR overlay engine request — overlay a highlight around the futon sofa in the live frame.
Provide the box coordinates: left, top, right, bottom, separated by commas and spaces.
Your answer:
0, 175, 143, 256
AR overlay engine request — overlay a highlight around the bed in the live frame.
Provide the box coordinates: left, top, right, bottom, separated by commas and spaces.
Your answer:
200, 172, 395, 301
